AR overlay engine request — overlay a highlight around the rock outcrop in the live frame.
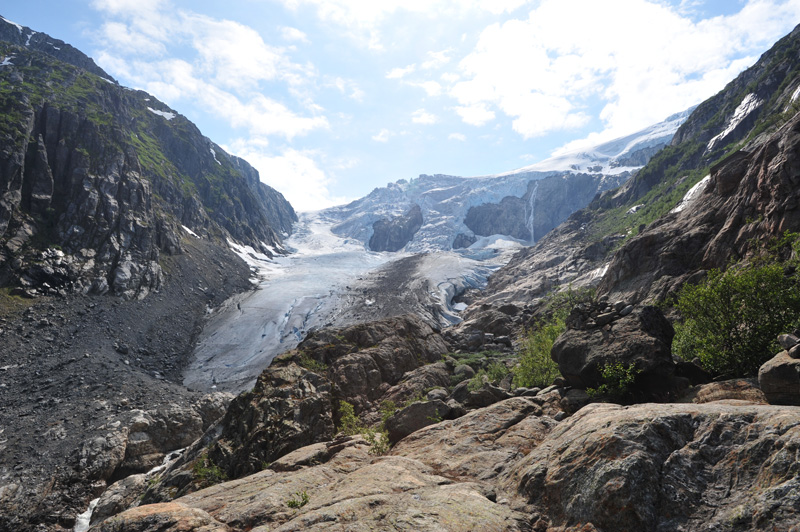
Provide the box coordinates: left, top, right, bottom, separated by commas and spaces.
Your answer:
598, 112, 800, 303
759, 349, 800, 406
91, 397, 800, 532
550, 305, 675, 395
368, 203, 423, 251
506, 402, 800, 532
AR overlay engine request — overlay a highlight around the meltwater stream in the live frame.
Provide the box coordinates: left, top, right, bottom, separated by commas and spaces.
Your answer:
183, 212, 522, 393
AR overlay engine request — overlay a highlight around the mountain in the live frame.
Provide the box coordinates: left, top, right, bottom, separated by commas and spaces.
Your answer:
474, 23, 800, 316
0, 15, 296, 300
0, 16, 297, 531
6, 13, 800, 532
322, 110, 689, 253
113, 26, 800, 532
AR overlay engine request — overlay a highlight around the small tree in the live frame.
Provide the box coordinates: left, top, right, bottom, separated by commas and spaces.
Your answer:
512, 316, 564, 388
673, 261, 800, 377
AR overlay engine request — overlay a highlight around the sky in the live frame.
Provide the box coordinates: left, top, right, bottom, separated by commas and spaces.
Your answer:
3, 1, 800, 211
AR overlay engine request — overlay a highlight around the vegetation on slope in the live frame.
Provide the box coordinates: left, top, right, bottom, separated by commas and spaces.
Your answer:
672, 233, 800, 378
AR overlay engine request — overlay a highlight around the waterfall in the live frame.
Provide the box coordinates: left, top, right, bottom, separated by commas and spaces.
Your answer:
526, 181, 538, 243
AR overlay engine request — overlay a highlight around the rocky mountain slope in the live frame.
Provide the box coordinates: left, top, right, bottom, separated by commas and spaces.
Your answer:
78, 22, 800, 532
0, 16, 298, 531
322, 111, 688, 253
0, 16, 296, 300
473, 23, 800, 316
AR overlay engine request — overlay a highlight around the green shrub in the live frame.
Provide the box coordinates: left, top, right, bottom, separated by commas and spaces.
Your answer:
673, 261, 800, 377
363, 428, 390, 455
337, 400, 363, 436
298, 352, 327, 373
512, 317, 564, 389
486, 361, 509, 383
192, 452, 228, 486
586, 361, 641, 403
286, 489, 310, 509
379, 400, 397, 424
467, 370, 487, 391
336, 400, 392, 455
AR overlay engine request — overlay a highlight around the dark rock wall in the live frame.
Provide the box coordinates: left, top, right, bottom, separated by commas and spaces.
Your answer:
368, 203, 423, 251
464, 172, 628, 243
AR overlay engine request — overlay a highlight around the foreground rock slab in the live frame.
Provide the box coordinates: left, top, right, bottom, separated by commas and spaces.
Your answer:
504, 402, 800, 531
102, 437, 529, 531
89, 502, 230, 532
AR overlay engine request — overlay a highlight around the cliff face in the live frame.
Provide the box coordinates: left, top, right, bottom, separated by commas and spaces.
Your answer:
600, 111, 800, 303
464, 172, 628, 243
0, 23, 296, 299
368, 204, 423, 252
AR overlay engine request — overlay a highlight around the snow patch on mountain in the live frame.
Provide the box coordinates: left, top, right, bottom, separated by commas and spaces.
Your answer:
707, 94, 762, 151
671, 174, 711, 214
0, 16, 23, 34
147, 107, 176, 120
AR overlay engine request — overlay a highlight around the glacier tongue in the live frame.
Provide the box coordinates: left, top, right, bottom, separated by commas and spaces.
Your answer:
183, 212, 519, 393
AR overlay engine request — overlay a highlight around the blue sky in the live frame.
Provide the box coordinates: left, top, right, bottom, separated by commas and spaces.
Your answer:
3, 1, 800, 211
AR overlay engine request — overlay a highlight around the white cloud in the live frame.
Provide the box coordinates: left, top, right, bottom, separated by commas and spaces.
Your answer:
454, 104, 494, 126
408, 80, 442, 97
184, 14, 307, 90
421, 49, 452, 70
278, 0, 533, 49
281, 26, 310, 43
386, 64, 416, 79
226, 141, 348, 211
448, 132, 466, 141
372, 128, 392, 142
449, 0, 800, 140
99, 21, 166, 55
327, 76, 365, 101
92, 2, 327, 141
412, 109, 439, 124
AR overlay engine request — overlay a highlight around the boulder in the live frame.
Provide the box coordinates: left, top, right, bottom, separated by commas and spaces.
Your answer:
465, 383, 512, 409
454, 364, 475, 379
550, 306, 675, 396
426, 388, 448, 401
73, 429, 129, 482
559, 388, 590, 414
678, 378, 767, 404
380, 363, 451, 406
385, 400, 451, 444
121, 405, 204, 474
759, 350, 800, 405
193, 392, 235, 432
91, 474, 148, 524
